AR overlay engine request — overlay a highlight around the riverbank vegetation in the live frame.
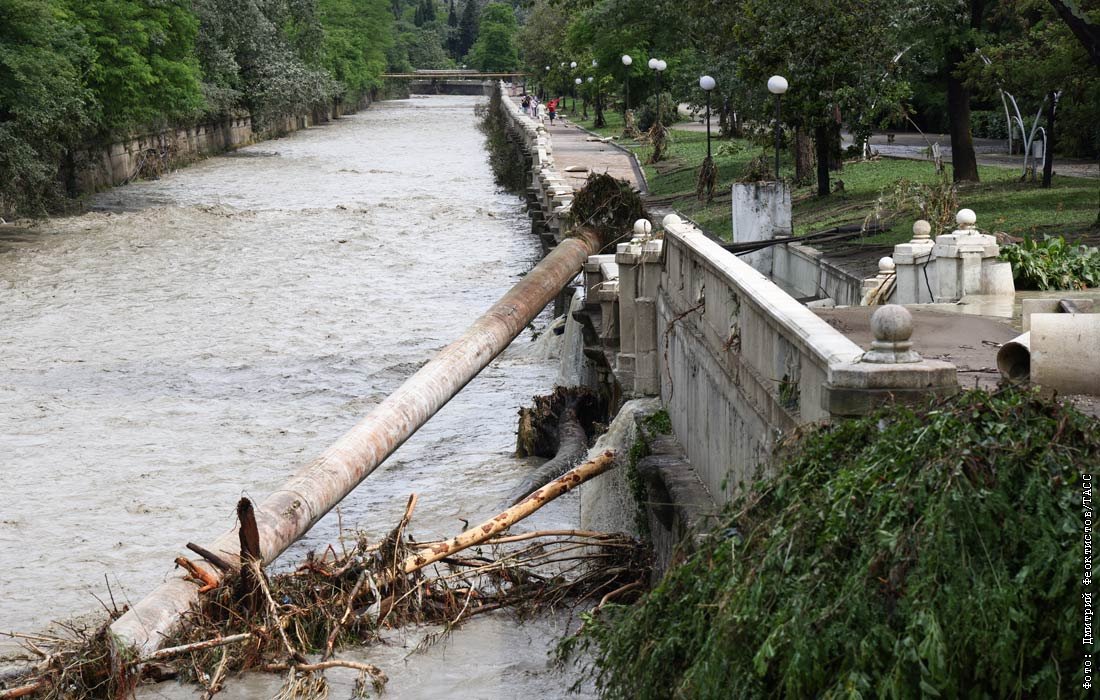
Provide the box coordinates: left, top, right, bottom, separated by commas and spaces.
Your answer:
562, 387, 1098, 698
0, 0, 522, 218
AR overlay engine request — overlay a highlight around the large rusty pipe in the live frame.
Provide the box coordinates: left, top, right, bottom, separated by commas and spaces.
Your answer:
111, 230, 602, 655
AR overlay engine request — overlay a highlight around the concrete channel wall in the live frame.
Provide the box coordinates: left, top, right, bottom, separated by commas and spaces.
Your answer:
75, 95, 372, 195
498, 82, 958, 558
658, 220, 868, 500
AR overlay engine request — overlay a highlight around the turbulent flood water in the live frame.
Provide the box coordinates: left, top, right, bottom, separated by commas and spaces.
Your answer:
0, 96, 589, 696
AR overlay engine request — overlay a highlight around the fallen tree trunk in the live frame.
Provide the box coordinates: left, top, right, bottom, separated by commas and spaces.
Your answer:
393, 451, 620, 581
111, 229, 604, 657
507, 406, 589, 505
393, 450, 616, 583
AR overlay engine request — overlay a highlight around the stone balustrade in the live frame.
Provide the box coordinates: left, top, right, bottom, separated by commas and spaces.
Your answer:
496, 83, 573, 243
631, 215, 958, 503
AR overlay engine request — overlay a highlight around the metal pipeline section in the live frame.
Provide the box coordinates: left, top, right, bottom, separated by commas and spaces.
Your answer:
111, 229, 602, 655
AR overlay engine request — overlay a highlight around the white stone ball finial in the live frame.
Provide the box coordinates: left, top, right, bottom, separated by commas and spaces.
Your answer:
912, 219, 932, 241
878, 257, 896, 275
633, 218, 652, 237
956, 208, 977, 229
863, 304, 921, 364
662, 213, 683, 229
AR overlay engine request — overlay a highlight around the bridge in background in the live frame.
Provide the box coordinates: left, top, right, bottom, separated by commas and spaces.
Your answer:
382, 70, 527, 79
385, 70, 528, 96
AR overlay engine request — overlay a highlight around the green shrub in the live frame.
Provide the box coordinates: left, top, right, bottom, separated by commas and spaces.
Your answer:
1000, 235, 1100, 290
970, 109, 1011, 140
565, 388, 1096, 699
635, 92, 677, 132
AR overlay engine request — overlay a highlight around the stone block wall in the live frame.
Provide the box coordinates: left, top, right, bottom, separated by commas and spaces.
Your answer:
658, 218, 867, 500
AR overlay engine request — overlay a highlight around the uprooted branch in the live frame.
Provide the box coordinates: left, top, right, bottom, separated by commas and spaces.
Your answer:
0, 451, 648, 699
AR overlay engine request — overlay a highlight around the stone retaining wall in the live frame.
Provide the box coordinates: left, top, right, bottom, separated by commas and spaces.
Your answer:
74, 95, 372, 195
495, 82, 574, 250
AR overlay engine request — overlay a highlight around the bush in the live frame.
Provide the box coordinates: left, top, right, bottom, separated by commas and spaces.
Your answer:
635, 92, 677, 132
1000, 235, 1100, 290
970, 109, 1010, 140
565, 388, 1096, 699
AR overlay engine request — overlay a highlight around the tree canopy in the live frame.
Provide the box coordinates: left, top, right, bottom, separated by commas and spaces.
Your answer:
466, 2, 518, 71
0, 0, 465, 216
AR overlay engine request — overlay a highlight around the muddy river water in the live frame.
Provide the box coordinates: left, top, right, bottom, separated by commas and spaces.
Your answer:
1, 95, 590, 697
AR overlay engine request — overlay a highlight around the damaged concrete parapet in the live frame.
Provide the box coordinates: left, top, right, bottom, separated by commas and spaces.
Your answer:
659, 216, 865, 500
932, 209, 1014, 302
824, 304, 958, 417
583, 254, 621, 348
893, 220, 936, 304
861, 256, 896, 306
658, 218, 961, 502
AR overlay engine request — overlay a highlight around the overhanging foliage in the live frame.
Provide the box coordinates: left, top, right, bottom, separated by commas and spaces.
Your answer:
566, 388, 1097, 698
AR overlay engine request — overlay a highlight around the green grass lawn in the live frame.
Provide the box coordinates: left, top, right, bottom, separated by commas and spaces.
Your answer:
569, 111, 1099, 244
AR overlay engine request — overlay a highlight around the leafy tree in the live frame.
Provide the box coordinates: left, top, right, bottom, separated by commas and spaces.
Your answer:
413, 0, 436, 26
447, 0, 460, 57
466, 2, 517, 71
191, 0, 338, 130
457, 0, 480, 58
65, 0, 204, 134
966, 1, 1091, 187
319, 0, 393, 96
1046, 0, 1100, 65
0, 0, 91, 214
735, 0, 904, 195
394, 20, 453, 68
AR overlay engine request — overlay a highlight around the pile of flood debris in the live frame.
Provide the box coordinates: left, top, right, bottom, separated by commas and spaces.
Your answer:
1, 444, 647, 699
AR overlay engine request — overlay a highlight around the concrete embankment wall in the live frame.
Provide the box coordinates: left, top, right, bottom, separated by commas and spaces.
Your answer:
495, 85, 575, 251
74, 94, 373, 195
658, 221, 867, 501
498, 81, 958, 562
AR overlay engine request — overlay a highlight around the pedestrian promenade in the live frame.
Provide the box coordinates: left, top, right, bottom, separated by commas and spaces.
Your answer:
509, 94, 645, 192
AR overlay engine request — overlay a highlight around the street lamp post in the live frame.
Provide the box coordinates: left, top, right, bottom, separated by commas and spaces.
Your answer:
699, 75, 716, 160
570, 61, 578, 112
621, 54, 632, 113
767, 75, 788, 181
649, 58, 666, 124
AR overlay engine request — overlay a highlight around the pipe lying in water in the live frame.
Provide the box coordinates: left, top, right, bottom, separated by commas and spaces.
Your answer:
110, 229, 603, 656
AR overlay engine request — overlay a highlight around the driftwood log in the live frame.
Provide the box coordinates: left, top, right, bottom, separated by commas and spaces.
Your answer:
509, 386, 602, 505
508, 406, 590, 505
396, 450, 616, 582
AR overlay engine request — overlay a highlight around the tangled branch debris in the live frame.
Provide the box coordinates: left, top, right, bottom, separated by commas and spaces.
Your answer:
1, 452, 647, 700
569, 173, 647, 251
565, 388, 1098, 699
644, 123, 669, 164
695, 156, 717, 202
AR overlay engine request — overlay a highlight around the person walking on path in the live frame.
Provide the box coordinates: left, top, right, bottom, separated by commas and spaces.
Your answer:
547, 97, 559, 125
